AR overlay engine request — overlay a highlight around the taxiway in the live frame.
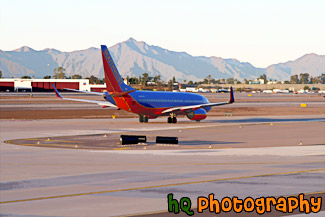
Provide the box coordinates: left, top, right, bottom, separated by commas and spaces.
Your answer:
0, 115, 324, 216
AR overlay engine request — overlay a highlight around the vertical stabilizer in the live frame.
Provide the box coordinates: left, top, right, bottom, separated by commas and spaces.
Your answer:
101, 45, 134, 93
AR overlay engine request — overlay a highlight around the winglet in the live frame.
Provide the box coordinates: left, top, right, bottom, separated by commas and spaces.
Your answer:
229, 86, 234, 103
52, 84, 63, 99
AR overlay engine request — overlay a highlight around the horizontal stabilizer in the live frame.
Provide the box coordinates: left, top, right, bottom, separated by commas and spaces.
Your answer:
64, 88, 103, 96
109, 89, 136, 97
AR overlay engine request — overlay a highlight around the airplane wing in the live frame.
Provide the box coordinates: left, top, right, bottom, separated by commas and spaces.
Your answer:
52, 84, 117, 108
162, 87, 234, 114
64, 88, 136, 97
64, 88, 104, 96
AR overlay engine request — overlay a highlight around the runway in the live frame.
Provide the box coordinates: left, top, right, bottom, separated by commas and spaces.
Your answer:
0, 115, 324, 216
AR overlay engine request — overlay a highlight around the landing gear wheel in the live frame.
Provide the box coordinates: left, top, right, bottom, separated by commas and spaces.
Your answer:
139, 115, 149, 123
167, 115, 177, 124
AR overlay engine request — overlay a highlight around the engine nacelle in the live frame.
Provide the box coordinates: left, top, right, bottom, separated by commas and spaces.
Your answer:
186, 108, 207, 121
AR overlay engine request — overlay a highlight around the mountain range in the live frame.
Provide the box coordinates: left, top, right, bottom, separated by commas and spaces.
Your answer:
1, 38, 324, 81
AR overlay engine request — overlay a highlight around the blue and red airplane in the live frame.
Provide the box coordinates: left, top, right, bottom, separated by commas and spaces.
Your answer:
52, 45, 234, 123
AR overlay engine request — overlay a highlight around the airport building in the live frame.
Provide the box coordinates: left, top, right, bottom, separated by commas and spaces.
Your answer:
0, 78, 106, 92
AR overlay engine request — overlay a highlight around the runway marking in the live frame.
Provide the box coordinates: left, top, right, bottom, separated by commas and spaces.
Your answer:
4, 140, 78, 148
196, 129, 232, 132
1, 168, 324, 204
113, 147, 131, 150
1, 160, 323, 166
23, 138, 85, 143
4, 140, 82, 149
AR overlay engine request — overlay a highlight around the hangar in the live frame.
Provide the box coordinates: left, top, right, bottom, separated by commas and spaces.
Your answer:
0, 79, 106, 92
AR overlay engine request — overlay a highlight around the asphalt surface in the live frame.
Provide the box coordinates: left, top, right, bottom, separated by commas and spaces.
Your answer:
0, 93, 324, 217
0, 115, 324, 217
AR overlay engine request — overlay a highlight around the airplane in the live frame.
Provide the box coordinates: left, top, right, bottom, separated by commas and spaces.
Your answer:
52, 45, 234, 123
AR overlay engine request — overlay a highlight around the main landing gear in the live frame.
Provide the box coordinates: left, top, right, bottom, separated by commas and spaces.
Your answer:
167, 113, 177, 124
139, 115, 148, 123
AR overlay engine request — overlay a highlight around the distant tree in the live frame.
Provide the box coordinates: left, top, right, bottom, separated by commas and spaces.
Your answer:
142, 73, 149, 86
72, 74, 82, 79
244, 79, 249, 84
0, 70, 2, 78
129, 77, 139, 84
89, 75, 102, 84
303, 85, 311, 91
153, 75, 160, 83
299, 73, 310, 84
43, 75, 51, 79
203, 78, 208, 84
89, 75, 96, 84
310, 76, 318, 84
53, 67, 66, 79
187, 80, 193, 85
220, 78, 225, 84
226, 78, 234, 84
172, 76, 176, 84
206, 75, 212, 85
154, 75, 162, 87
259, 74, 268, 83
321, 74, 325, 84
290, 74, 299, 84
210, 78, 216, 84
21, 75, 31, 79
167, 80, 173, 91
138, 76, 142, 85
283, 80, 290, 84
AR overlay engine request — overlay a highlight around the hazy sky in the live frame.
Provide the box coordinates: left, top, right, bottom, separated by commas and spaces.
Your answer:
1, 0, 324, 67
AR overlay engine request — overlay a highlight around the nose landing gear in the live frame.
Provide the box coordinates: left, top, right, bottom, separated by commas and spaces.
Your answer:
167, 113, 177, 123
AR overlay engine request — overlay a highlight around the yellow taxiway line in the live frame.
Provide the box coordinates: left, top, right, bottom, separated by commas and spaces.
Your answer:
1, 160, 323, 167
1, 168, 324, 204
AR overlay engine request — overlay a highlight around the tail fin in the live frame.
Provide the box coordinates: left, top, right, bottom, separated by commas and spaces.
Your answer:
101, 45, 134, 93
229, 87, 235, 103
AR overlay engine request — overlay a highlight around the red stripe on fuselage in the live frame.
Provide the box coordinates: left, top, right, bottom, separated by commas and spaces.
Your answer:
111, 94, 185, 118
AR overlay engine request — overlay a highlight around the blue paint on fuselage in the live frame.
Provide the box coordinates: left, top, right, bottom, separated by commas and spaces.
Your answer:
130, 91, 208, 107
105, 90, 211, 112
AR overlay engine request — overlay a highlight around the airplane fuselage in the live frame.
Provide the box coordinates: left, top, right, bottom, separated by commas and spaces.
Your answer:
105, 90, 211, 118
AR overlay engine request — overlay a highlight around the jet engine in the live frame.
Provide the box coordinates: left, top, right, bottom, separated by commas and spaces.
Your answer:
186, 108, 207, 121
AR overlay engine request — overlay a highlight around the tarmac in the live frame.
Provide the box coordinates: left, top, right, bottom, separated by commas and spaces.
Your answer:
0, 114, 324, 216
